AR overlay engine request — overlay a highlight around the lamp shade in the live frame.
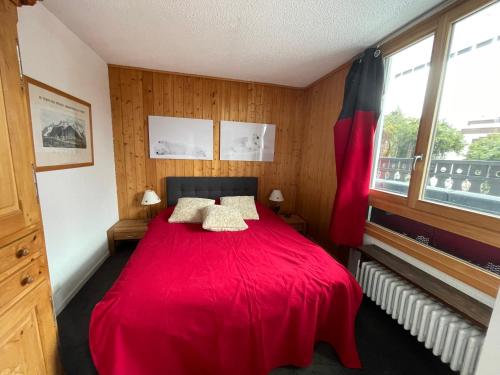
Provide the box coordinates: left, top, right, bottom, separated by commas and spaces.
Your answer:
269, 189, 284, 202
141, 189, 161, 206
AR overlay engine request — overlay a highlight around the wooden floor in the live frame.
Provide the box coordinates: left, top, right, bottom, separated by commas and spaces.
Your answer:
57, 242, 453, 375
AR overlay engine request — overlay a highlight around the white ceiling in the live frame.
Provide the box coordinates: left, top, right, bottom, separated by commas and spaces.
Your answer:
43, 0, 444, 87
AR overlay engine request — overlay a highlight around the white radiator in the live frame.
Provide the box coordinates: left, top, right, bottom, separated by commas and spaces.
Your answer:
356, 261, 485, 375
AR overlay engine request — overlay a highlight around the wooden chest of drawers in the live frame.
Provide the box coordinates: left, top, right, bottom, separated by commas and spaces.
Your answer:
0, 227, 59, 374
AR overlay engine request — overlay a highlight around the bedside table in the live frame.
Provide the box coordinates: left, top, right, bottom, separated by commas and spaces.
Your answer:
279, 213, 307, 235
107, 219, 149, 255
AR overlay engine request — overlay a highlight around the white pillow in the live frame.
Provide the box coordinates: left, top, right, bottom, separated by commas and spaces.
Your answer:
220, 196, 259, 220
168, 197, 215, 223
201, 205, 248, 232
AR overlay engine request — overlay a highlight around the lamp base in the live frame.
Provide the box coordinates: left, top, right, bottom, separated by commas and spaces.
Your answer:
144, 206, 153, 222
271, 205, 281, 214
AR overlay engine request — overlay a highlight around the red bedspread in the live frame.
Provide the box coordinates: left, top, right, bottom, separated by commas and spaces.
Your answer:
90, 204, 362, 374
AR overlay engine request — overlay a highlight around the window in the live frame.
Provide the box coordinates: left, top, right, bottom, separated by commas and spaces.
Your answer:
372, 36, 434, 196
368, 0, 500, 294
423, 2, 500, 217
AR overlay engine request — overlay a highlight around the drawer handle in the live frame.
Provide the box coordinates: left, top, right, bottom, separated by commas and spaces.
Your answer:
16, 248, 30, 258
21, 275, 34, 286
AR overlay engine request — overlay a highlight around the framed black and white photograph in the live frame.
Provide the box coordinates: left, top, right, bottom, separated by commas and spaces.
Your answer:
148, 115, 213, 160
25, 77, 93, 172
220, 121, 276, 162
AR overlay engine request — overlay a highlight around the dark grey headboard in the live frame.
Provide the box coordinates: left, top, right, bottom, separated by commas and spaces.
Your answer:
166, 177, 258, 206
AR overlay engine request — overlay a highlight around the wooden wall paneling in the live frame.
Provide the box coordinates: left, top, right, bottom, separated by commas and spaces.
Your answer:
142, 71, 160, 217
288, 90, 300, 212
291, 90, 303, 210
183, 77, 194, 176
286, 88, 294, 208
173, 75, 184, 177
157, 73, 169, 196
219, 81, 230, 176
290, 90, 305, 210
245, 83, 256, 181
254, 85, 265, 195
317, 81, 334, 241
295, 65, 349, 245
272, 87, 284, 202
228, 81, 239, 177
151, 72, 165, 207
193, 77, 203, 177
233, 83, 244, 177
110, 67, 306, 218
217, 79, 224, 176
164, 73, 177, 188
237, 82, 248, 178
260, 86, 273, 202
296, 87, 311, 218
202, 78, 213, 176
211, 79, 221, 177
277, 89, 291, 211
309, 84, 327, 240
108, 67, 128, 218
119, 69, 139, 218
316, 76, 337, 240
133, 71, 147, 219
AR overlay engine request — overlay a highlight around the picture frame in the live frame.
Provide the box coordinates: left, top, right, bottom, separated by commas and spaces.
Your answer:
24, 76, 94, 172
220, 120, 276, 162
148, 115, 213, 160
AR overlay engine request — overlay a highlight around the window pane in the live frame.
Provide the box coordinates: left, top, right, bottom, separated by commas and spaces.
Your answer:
423, 2, 500, 217
372, 36, 434, 196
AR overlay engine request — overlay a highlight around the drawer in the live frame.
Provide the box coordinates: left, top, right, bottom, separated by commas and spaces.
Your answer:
0, 258, 43, 310
114, 230, 146, 240
0, 230, 42, 276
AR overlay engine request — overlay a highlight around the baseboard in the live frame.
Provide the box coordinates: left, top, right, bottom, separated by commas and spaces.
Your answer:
54, 250, 110, 315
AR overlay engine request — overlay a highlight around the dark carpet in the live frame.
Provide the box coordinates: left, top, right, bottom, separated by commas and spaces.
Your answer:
57, 242, 453, 375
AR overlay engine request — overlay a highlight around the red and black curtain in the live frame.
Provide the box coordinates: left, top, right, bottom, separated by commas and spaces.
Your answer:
329, 48, 384, 247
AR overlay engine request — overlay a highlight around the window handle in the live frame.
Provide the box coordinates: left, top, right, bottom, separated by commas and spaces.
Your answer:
412, 154, 423, 171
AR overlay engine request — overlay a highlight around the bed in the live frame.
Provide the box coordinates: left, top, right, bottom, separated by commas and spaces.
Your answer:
89, 177, 362, 375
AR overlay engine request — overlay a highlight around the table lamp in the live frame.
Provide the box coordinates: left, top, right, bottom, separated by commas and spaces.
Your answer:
269, 189, 284, 214
141, 189, 161, 220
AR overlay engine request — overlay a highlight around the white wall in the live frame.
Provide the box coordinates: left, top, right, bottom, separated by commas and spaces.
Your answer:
17, 4, 118, 314
476, 289, 500, 375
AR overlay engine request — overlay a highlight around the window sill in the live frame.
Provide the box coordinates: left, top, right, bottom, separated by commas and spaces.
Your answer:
369, 193, 500, 249
365, 221, 500, 297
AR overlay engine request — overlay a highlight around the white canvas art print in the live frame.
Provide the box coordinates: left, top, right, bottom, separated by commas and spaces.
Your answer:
148, 116, 213, 160
220, 121, 276, 161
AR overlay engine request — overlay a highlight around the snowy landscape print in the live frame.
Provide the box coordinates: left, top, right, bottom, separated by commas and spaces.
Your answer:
27, 80, 93, 170
220, 121, 276, 161
148, 116, 213, 160
40, 109, 87, 149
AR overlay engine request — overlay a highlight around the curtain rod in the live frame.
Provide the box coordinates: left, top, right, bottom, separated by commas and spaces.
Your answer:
376, 0, 456, 47
353, 0, 457, 61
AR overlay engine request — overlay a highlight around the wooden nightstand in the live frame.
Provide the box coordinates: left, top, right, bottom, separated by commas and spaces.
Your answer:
107, 219, 149, 255
279, 213, 307, 234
